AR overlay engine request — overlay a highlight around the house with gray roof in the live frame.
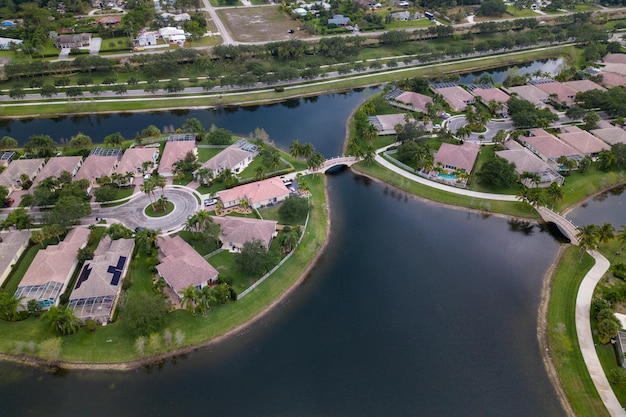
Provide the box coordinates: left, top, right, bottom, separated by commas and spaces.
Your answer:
68, 236, 135, 323
212, 216, 277, 252
557, 125, 610, 157
0, 158, 45, 193
519, 128, 581, 163
591, 126, 626, 145
32, 156, 83, 186
496, 141, 564, 187
196, 140, 258, 177
328, 14, 350, 25
506, 85, 550, 107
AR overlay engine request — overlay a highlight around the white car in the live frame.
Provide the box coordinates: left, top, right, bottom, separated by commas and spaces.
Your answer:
204, 198, 217, 206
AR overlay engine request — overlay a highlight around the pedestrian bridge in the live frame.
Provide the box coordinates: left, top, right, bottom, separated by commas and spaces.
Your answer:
537, 207, 580, 245
309, 156, 360, 174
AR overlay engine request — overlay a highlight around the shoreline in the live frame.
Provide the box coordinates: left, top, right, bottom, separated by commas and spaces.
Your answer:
0, 176, 333, 371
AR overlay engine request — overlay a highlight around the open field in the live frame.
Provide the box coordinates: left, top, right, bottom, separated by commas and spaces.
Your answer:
218, 6, 304, 43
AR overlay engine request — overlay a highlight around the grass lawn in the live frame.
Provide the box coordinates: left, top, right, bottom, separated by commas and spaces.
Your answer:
547, 247, 610, 417
197, 147, 223, 162
353, 160, 538, 218
239, 157, 290, 180
467, 146, 522, 195
177, 230, 220, 256
207, 250, 256, 294
0, 174, 328, 362
111, 186, 135, 200
145, 201, 174, 217
557, 166, 626, 212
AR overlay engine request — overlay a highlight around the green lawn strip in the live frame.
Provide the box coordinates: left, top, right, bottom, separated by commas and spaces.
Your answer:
238, 157, 290, 180
0, 174, 327, 362
353, 160, 538, 218
557, 167, 626, 212
0, 242, 44, 295
177, 230, 220, 256
467, 145, 522, 194
0, 48, 571, 117
547, 247, 610, 417
112, 187, 135, 200
197, 147, 223, 162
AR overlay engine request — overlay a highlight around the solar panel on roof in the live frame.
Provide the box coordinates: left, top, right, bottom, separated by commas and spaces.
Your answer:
107, 256, 127, 286
75, 264, 92, 290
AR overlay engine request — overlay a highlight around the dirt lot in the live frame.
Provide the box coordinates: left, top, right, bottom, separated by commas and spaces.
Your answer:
217, 6, 308, 43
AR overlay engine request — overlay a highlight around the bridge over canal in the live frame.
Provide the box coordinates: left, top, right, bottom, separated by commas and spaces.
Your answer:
537, 206, 580, 245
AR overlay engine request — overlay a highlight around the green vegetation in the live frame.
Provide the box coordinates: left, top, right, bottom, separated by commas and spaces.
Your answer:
353, 161, 538, 218
547, 247, 609, 417
144, 201, 174, 217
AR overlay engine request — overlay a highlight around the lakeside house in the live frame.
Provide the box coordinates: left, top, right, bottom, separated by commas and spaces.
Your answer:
212, 216, 277, 252
74, 148, 121, 190
562, 79, 606, 94
15, 227, 90, 309
432, 85, 474, 112
496, 140, 564, 187
0, 158, 45, 194
217, 177, 290, 209
468, 85, 510, 115
156, 235, 219, 298
68, 236, 135, 323
519, 128, 581, 163
386, 90, 433, 113
116, 147, 159, 177
557, 125, 610, 157
506, 85, 550, 107
433, 141, 480, 174
368, 114, 432, 135
159, 137, 196, 177
195, 139, 258, 177
531, 80, 577, 106
32, 156, 83, 186
0, 231, 31, 287
599, 71, 626, 88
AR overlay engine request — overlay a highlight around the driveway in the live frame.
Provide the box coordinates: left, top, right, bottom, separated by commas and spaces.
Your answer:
90, 187, 199, 233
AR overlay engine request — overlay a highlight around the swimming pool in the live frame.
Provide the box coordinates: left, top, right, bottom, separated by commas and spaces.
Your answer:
437, 173, 457, 180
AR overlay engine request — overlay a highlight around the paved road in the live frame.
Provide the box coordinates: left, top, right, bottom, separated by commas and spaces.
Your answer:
89, 187, 199, 233
446, 116, 514, 142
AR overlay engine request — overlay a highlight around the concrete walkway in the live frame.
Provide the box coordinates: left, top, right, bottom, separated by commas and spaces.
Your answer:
373, 151, 518, 202
575, 251, 625, 416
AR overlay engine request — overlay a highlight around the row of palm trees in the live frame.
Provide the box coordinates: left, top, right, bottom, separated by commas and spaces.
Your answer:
179, 283, 232, 317
290, 140, 326, 170
140, 173, 169, 212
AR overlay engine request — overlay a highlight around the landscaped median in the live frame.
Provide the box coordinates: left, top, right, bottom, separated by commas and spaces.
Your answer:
0, 174, 328, 365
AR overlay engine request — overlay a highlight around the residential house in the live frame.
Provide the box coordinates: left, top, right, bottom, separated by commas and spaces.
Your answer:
519, 128, 581, 163
506, 85, 550, 107
328, 14, 351, 26
591, 126, 626, 146
496, 141, 564, 187
468, 85, 510, 114
156, 235, 219, 298
599, 71, 626, 88
14, 227, 90, 309
32, 156, 83, 186
217, 177, 290, 209
95, 16, 122, 26
54, 33, 92, 49
135, 31, 158, 47
160, 12, 191, 22
367, 114, 433, 135
562, 79, 606, 94
0, 231, 31, 287
388, 90, 433, 113
68, 237, 135, 323
432, 85, 474, 111
557, 125, 610, 157
0, 37, 22, 50
159, 26, 186, 43
116, 147, 159, 176
74, 148, 121, 190
433, 141, 480, 173
531, 81, 577, 106
195, 139, 258, 177
159, 139, 196, 177
0, 151, 14, 168
0, 158, 45, 193
212, 216, 277, 252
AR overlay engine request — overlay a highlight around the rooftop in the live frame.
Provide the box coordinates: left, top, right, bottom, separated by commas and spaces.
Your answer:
160, 140, 196, 175
218, 177, 290, 206
433, 86, 474, 111
469, 86, 510, 104
199, 142, 257, 173
496, 148, 564, 186
521, 130, 581, 159
532, 81, 577, 105
507, 85, 550, 106
434, 141, 480, 173
32, 156, 82, 186
562, 79, 606, 94
558, 127, 611, 155
74, 154, 118, 183
0, 230, 31, 287
212, 216, 277, 249
116, 147, 159, 175
599, 71, 626, 87
590, 127, 626, 145
393, 91, 433, 112
0, 158, 45, 189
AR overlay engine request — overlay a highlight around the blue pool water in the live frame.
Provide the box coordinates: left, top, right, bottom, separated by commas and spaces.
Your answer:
438, 173, 457, 180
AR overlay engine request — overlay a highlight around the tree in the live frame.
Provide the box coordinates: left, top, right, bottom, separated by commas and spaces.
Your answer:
598, 150, 617, 171
397, 122, 428, 143
24, 134, 56, 158
77, 247, 94, 263
108, 223, 133, 240
598, 313, 621, 344
207, 128, 232, 145
42, 305, 82, 335
0, 136, 18, 150
44, 196, 91, 227
95, 185, 117, 202
182, 118, 205, 135
396, 140, 433, 170
577, 224, 600, 260
477, 156, 517, 188
235, 239, 272, 276
0, 290, 23, 321
480, 0, 507, 16
4, 208, 33, 230
582, 111, 599, 130
121, 291, 169, 336
545, 182, 564, 207
290, 139, 303, 158
135, 228, 159, 254
307, 152, 325, 170
598, 223, 615, 246
261, 148, 281, 171
104, 132, 124, 147
278, 196, 308, 224
68, 133, 92, 149
278, 226, 300, 253
180, 286, 199, 314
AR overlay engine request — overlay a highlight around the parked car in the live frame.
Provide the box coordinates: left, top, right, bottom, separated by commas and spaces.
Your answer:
204, 198, 217, 206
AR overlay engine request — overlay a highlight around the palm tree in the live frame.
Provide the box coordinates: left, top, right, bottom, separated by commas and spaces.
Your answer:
290, 139, 302, 158
545, 182, 564, 207
598, 150, 617, 171
197, 286, 215, 317
140, 178, 156, 207
195, 167, 212, 186
576, 224, 600, 260
363, 143, 376, 165
307, 152, 325, 170
300, 143, 315, 160
0, 291, 24, 321
180, 286, 198, 314
520, 171, 541, 188
617, 226, 626, 250
597, 223, 615, 246
156, 194, 169, 212
135, 228, 159, 254
363, 123, 378, 141
42, 305, 82, 335
152, 173, 167, 197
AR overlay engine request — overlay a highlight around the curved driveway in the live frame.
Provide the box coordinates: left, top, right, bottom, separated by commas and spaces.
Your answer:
91, 187, 199, 233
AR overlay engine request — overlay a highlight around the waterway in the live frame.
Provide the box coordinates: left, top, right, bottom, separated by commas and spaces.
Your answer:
0, 59, 583, 415
568, 184, 626, 227
0, 170, 565, 416
458, 58, 565, 85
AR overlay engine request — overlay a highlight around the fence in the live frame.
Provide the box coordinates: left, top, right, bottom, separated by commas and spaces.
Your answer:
237, 211, 310, 300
